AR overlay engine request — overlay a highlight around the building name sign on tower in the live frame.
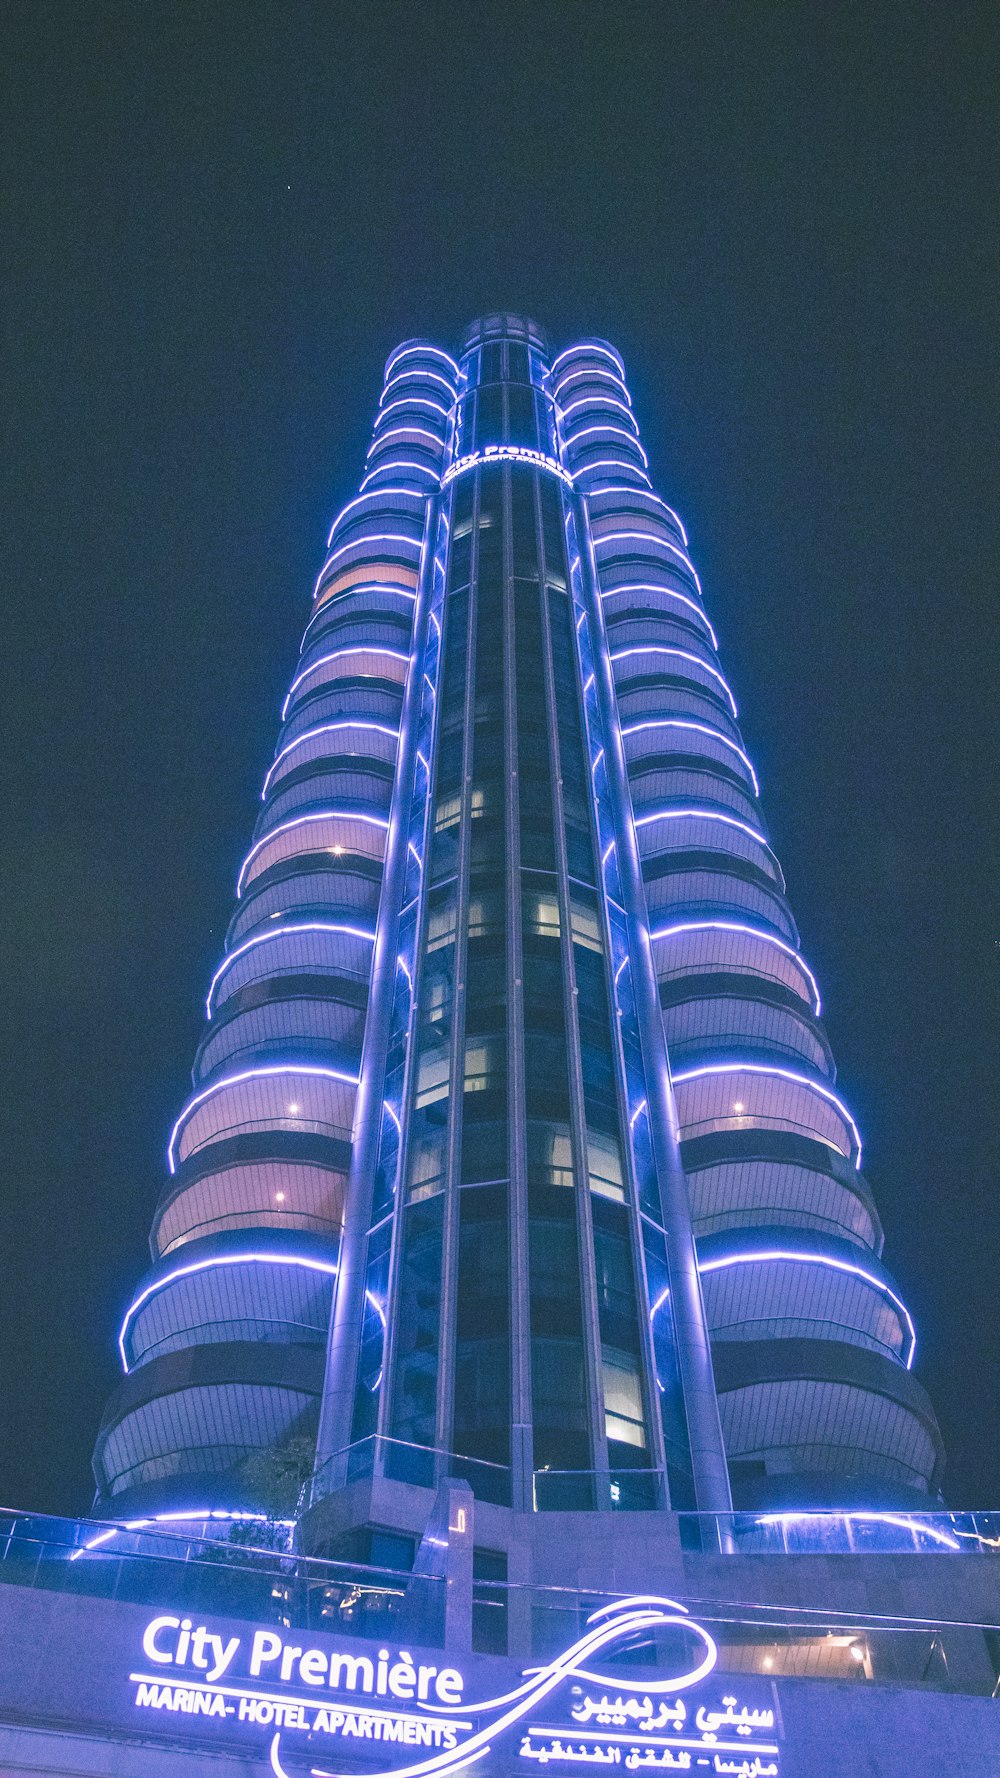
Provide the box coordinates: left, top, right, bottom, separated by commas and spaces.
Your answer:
442, 444, 575, 486
125, 1595, 780, 1777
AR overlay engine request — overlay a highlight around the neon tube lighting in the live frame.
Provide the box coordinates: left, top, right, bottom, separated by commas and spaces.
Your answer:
553, 367, 633, 405
118, 1250, 340, 1371
600, 582, 717, 647
697, 1248, 915, 1368
167, 1063, 359, 1173
634, 806, 769, 848
551, 342, 626, 377
610, 646, 737, 717
359, 462, 439, 490
622, 719, 757, 793
586, 487, 689, 545
367, 427, 443, 457
262, 720, 399, 798
375, 397, 449, 425
236, 809, 389, 896
573, 458, 652, 485
593, 530, 701, 589
564, 424, 650, 465
560, 394, 639, 429
282, 644, 409, 715
326, 488, 426, 547
384, 343, 460, 380
380, 366, 455, 401
71, 1508, 298, 1559
314, 535, 421, 594
650, 919, 821, 1014
205, 921, 376, 1016
670, 1061, 862, 1166
756, 1511, 958, 1548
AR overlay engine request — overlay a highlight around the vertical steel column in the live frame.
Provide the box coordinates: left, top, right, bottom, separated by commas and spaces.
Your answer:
574, 499, 733, 1516
314, 501, 439, 1476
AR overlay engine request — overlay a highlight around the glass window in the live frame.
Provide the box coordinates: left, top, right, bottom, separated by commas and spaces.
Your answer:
570, 897, 603, 953
602, 1353, 647, 1449
527, 893, 561, 940
526, 1120, 574, 1189
588, 1131, 625, 1202
425, 892, 457, 952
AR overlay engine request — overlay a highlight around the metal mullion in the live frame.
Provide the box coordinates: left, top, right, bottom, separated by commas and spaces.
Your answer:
538, 533, 611, 1506
434, 500, 479, 1470
374, 498, 449, 1469
504, 464, 534, 1512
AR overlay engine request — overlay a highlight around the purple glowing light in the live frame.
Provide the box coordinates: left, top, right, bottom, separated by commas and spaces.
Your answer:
205, 921, 376, 1017
553, 367, 633, 406
367, 427, 444, 457
634, 806, 769, 849
610, 646, 738, 718
262, 720, 399, 799
697, 1247, 916, 1368
118, 1249, 340, 1372
236, 809, 389, 897
592, 531, 702, 591
314, 535, 422, 595
670, 1061, 862, 1166
600, 583, 717, 648
563, 424, 650, 466
282, 644, 409, 716
375, 397, 449, 425
572, 458, 652, 486
360, 462, 439, 491
167, 1062, 360, 1174
621, 719, 757, 793
587, 489, 689, 547
381, 367, 455, 403
326, 488, 426, 548
384, 343, 460, 380
551, 343, 626, 378
560, 394, 639, 431
649, 919, 820, 1015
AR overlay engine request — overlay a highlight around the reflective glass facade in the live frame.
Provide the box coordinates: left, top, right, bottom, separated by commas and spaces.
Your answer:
93, 314, 943, 1530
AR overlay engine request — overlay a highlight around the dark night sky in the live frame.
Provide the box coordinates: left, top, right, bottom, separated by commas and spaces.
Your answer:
1, 1, 997, 1517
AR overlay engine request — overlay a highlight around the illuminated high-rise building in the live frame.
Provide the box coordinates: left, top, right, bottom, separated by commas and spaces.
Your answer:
92, 313, 944, 1530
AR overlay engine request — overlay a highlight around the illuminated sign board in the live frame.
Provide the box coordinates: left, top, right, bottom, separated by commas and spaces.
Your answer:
125, 1595, 780, 1777
442, 445, 575, 487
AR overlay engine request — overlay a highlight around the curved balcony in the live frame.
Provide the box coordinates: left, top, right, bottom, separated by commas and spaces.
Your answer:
671, 1061, 860, 1164
636, 809, 783, 894
92, 1341, 324, 1508
193, 990, 366, 1085
263, 720, 398, 800
643, 858, 799, 945
630, 765, 761, 826
585, 484, 687, 544
697, 1231, 913, 1367
713, 1339, 944, 1508
207, 922, 374, 1017
312, 559, 420, 618
168, 1064, 357, 1175
686, 1146, 882, 1250
119, 1230, 339, 1372
259, 764, 394, 832
301, 582, 416, 650
153, 1149, 349, 1255
296, 612, 412, 677
277, 683, 404, 747
227, 860, 383, 946
236, 809, 387, 898
661, 983, 834, 1079
652, 920, 818, 1013
280, 644, 409, 724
